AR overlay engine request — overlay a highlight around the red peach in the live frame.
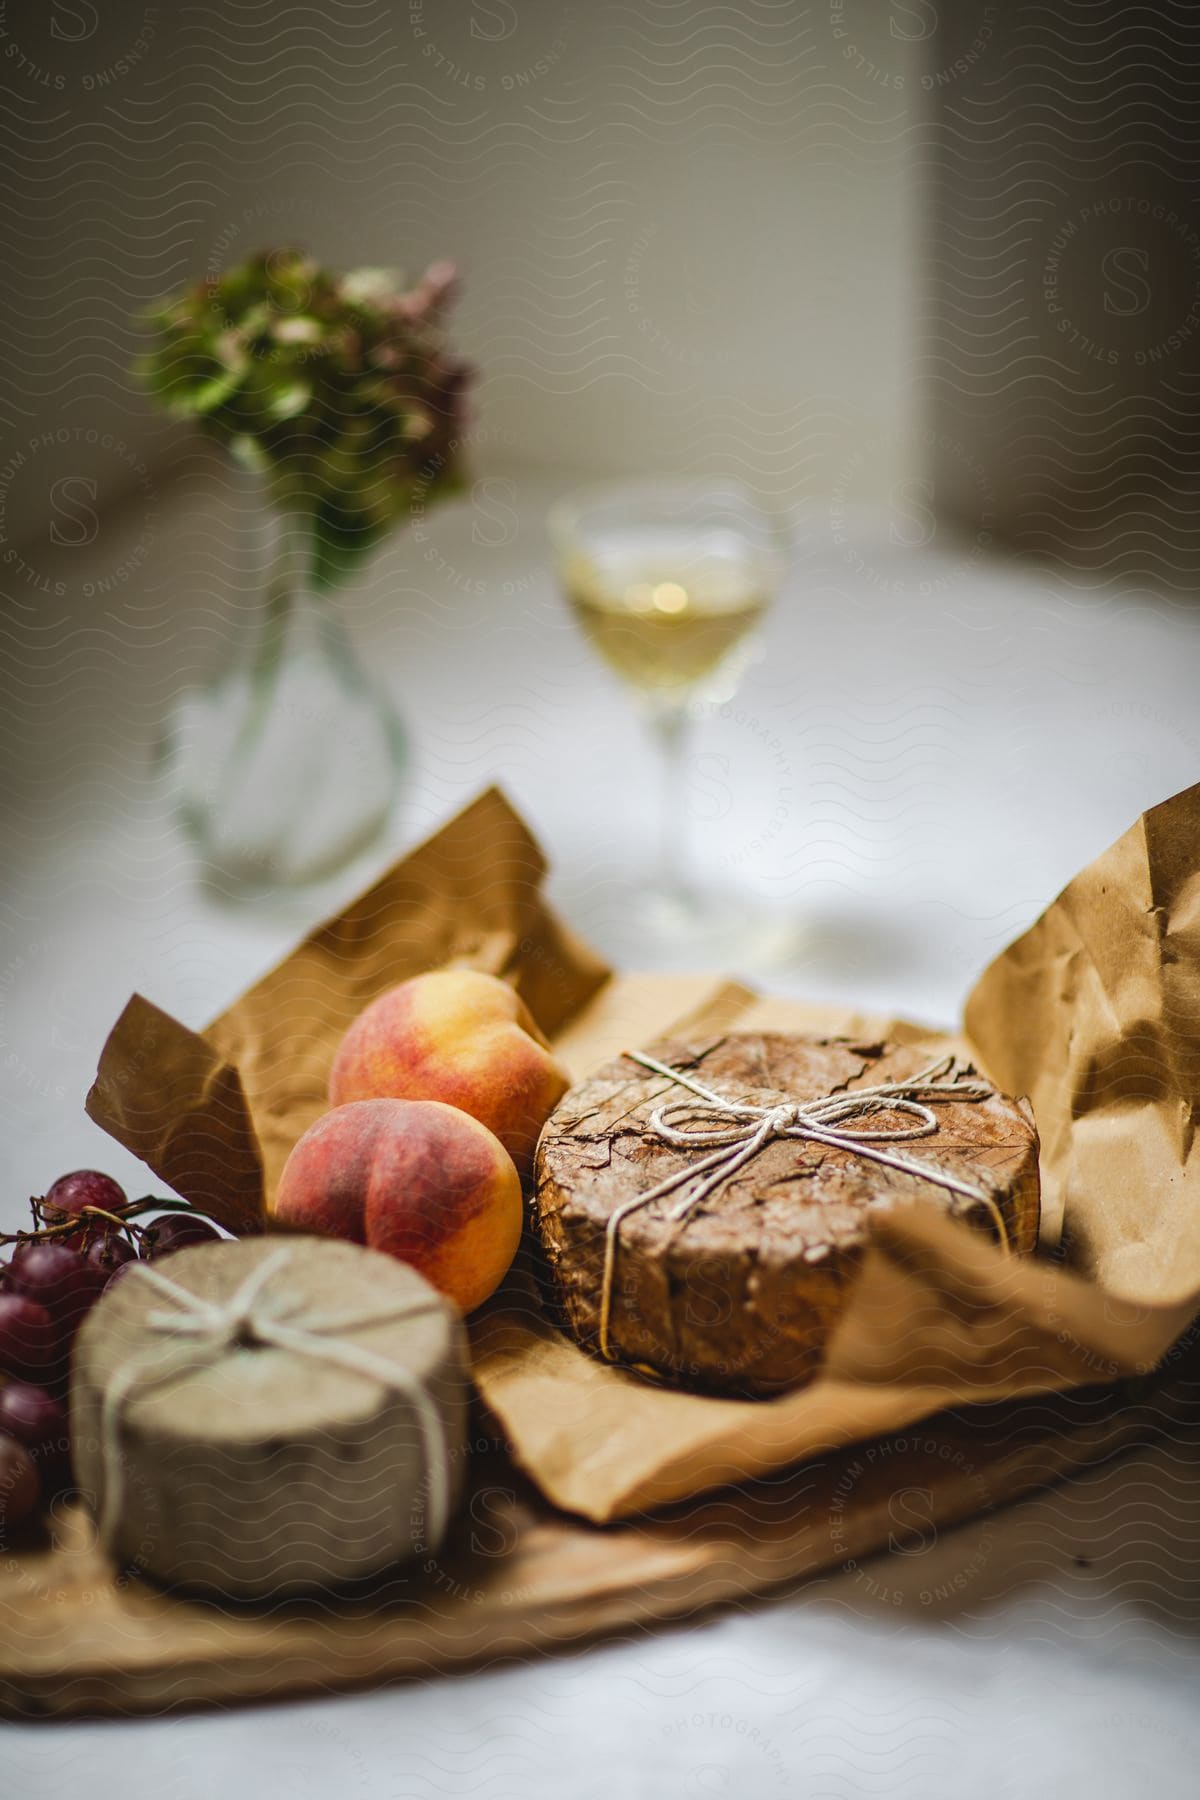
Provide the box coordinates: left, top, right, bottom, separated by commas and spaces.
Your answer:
272, 1098, 522, 1313
329, 970, 570, 1179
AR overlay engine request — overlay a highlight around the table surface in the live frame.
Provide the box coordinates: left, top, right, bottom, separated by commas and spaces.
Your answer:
4, 471, 1200, 1796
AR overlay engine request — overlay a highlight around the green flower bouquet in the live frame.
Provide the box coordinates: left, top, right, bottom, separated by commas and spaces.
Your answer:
141, 248, 472, 589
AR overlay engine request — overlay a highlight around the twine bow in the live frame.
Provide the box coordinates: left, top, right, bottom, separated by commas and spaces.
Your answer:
97, 1247, 452, 1557
598, 1049, 1007, 1361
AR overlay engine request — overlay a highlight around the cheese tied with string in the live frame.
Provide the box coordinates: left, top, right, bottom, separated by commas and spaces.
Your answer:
534, 1034, 1041, 1397
71, 1236, 469, 1598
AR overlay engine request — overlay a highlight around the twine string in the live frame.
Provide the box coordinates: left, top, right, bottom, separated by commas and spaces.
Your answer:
598, 1049, 1008, 1362
96, 1247, 452, 1560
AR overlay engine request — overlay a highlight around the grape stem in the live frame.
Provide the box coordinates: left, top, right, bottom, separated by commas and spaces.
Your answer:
2, 1195, 218, 1249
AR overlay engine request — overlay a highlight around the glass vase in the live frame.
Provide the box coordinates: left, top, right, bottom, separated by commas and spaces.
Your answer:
164, 504, 402, 891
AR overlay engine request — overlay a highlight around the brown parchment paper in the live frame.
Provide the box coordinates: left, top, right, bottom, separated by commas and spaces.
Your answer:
87, 784, 1200, 1524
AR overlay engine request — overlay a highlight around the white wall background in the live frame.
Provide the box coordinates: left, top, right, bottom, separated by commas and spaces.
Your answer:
0, 0, 922, 550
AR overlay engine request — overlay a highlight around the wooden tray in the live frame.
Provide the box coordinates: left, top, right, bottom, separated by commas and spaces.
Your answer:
2, 1367, 1193, 1719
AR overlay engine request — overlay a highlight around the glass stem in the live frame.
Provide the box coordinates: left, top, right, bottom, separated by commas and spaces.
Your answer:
650, 701, 691, 908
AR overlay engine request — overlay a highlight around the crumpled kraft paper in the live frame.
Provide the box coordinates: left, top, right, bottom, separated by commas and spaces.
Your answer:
88, 784, 1200, 1522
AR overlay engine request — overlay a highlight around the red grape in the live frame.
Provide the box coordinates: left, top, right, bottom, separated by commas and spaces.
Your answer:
143, 1215, 221, 1259
0, 1436, 39, 1531
9, 1241, 103, 1329
0, 1294, 59, 1381
0, 1381, 67, 1452
42, 1169, 127, 1223
83, 1234, 138, 1276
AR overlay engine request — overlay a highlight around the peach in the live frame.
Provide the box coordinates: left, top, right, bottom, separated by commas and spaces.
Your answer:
329, 970, 570, 1179
272, 1098, 522, 1313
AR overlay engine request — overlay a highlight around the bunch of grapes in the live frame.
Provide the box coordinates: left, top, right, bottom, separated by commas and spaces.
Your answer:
0, 1171, 223, 1535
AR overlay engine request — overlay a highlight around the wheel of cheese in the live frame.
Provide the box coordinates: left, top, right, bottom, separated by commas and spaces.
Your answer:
534, 1033, 1040, 1397
71, 1235, 469, 1597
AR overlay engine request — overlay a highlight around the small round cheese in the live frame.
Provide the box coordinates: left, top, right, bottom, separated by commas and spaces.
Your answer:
71, 1235, 468, 1598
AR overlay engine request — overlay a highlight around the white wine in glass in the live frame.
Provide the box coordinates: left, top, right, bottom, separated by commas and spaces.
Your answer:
549, 478, 790, 956
563, 554, 767, 696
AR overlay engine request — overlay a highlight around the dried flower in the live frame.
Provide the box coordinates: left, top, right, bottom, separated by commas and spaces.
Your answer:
139, 248, 473, 590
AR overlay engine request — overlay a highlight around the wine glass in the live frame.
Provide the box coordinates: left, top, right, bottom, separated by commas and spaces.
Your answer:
548, 477, 792, 962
